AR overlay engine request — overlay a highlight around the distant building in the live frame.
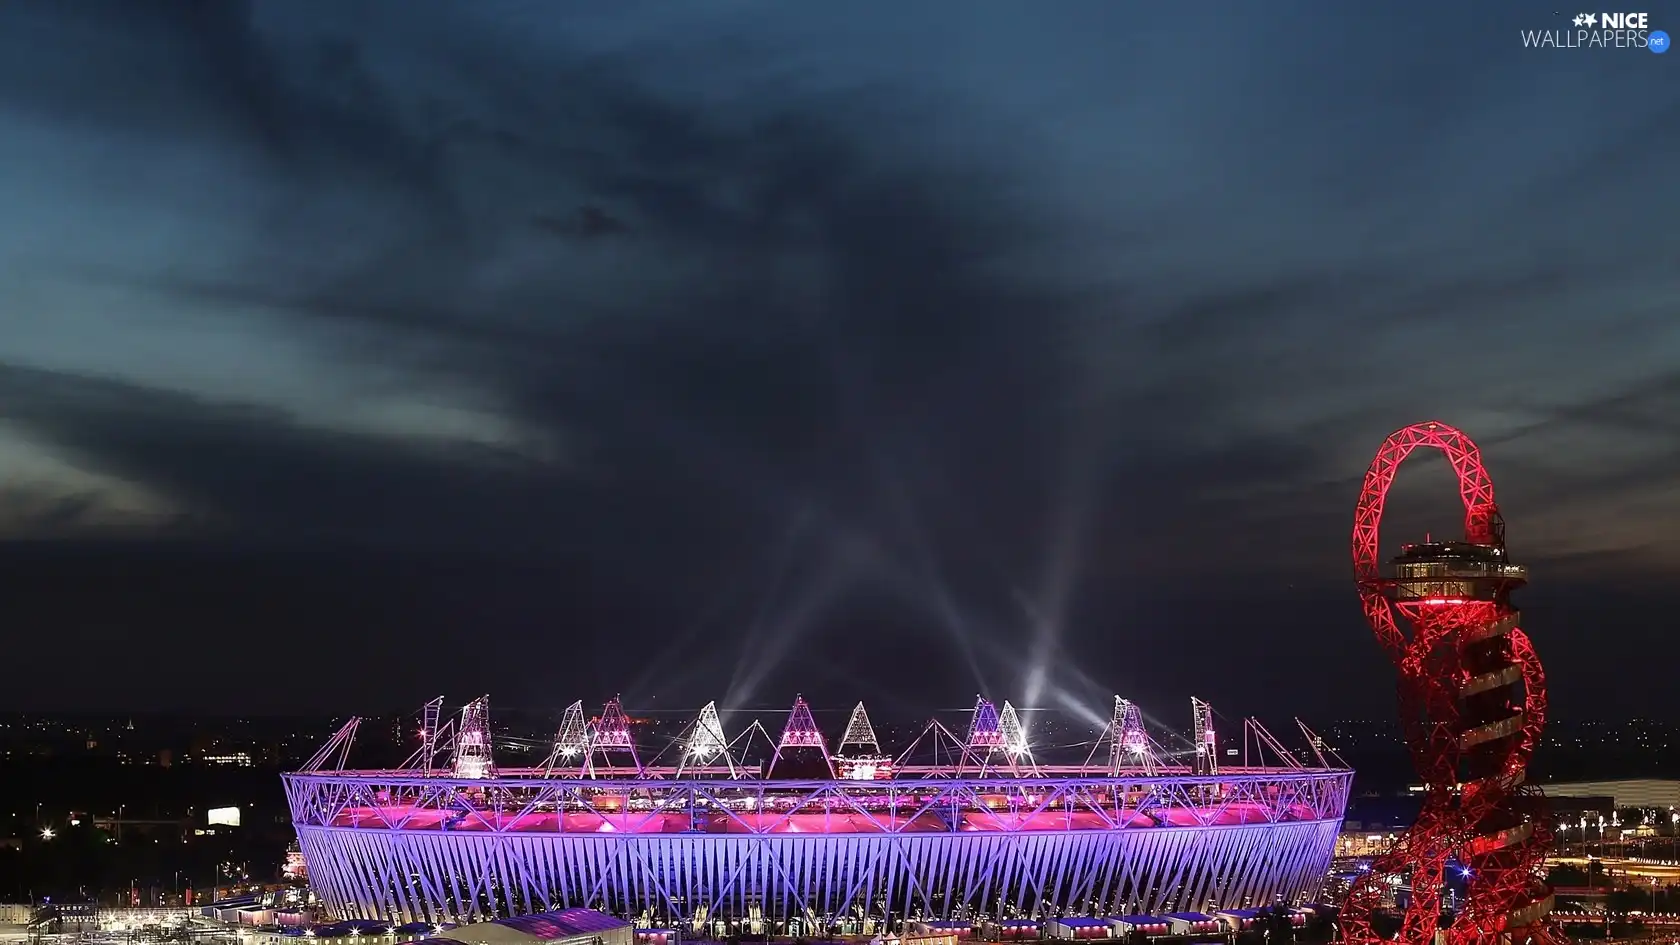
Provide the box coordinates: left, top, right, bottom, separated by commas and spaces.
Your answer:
1336, 829, 1401, 858
29, 902, 98, 933
202, 751, 253, 766
282, 844, 308, 882
424, 909, 632, 945
1336, 793, 1421, 857
1543, 778, 1680, 809
1045, 917, 1112, 940
1545, 794, 1616, 818
0, 903, 33, 924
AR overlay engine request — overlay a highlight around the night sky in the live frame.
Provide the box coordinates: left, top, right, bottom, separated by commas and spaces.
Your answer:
0, 2, 1674, 723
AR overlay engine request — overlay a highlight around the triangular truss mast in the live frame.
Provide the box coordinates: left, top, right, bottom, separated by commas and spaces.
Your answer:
543, 701, 591, 776
768, 695, 833, 778
1104, 696, 1161, 776
452, 695, 496, 780
834, 702, 891, 779
1191, 696, 1218, 776
962, 696, 1037, 774
838, 702, 880, 754
676, 701, 738, 778
589, 697, 641, 777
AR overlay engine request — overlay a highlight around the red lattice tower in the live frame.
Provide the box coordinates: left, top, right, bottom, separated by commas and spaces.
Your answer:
1341, 421, 1562, 945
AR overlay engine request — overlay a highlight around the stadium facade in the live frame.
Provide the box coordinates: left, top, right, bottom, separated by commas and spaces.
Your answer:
284, 695, 1351, 931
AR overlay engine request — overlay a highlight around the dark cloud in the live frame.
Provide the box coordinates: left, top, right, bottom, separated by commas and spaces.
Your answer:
0, 0, 1675, 719
534, 207, 629, 241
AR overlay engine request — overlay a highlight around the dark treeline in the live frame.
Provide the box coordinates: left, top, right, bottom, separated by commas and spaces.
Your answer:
0, 758, 293, 903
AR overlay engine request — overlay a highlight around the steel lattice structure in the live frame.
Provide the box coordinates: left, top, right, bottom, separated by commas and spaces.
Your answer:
1341, 421, 1561, 945
286, 695, 1350, 928
285, 769, 1348, 926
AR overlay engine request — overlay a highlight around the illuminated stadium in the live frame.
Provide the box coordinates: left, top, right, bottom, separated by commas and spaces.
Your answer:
284, 695, 1351, 931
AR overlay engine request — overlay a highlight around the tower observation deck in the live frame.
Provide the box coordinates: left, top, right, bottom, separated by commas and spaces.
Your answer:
1387, 539, 1527, 606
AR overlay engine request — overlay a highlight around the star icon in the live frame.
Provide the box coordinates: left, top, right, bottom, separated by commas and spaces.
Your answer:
1583, 12, 1598, 26
1574, 13, 1588, 25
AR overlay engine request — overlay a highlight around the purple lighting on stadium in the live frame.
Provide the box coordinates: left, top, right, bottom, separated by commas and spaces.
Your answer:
284, 695, 1351, 927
